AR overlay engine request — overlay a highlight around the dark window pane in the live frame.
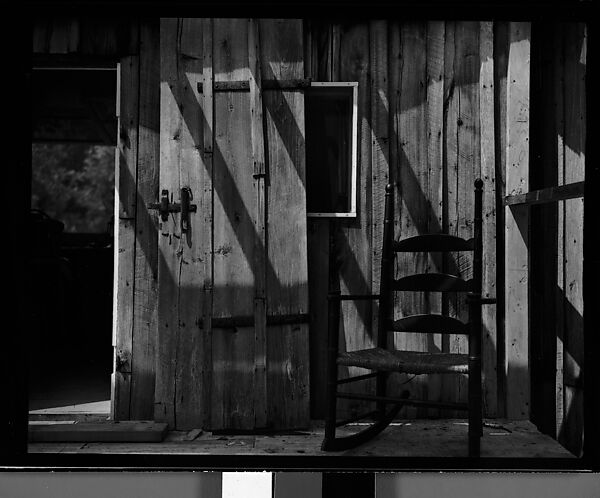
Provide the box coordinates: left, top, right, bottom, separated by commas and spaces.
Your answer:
306, 87, 353, 213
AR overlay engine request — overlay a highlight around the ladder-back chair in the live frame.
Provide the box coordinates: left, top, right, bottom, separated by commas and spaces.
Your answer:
322, 179, 495, 457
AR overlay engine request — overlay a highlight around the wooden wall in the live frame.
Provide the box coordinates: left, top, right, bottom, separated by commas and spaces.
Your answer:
306, 20, 499, 420
31, 18, 586, 451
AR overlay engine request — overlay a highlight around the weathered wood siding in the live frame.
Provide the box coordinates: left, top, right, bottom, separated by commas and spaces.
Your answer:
32, 18, 586, 448
152, 18, 309, 431
306, 20, 500, 420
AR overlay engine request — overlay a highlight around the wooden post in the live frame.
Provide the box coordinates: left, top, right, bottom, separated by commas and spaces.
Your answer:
112, 54, 139, 421
469, 178, 484, 457
504, 21, 530, 420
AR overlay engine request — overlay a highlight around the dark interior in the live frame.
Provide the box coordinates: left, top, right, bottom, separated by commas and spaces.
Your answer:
29, 68, 116, 415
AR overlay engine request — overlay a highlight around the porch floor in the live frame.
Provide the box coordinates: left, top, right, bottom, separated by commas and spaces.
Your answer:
28, 419, 573, 458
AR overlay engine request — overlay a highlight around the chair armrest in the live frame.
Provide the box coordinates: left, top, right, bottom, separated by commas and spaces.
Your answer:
467, 294, 497, 305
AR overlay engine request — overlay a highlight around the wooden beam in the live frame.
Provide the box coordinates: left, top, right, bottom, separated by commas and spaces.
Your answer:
197, 79, 311, 93
504, 21, 531, 420
29, 421, 168, 443
504, 181, 584, 206
197, 313, 310, 329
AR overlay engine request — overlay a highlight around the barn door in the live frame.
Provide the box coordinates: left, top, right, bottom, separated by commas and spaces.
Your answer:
154, 18, 309, 431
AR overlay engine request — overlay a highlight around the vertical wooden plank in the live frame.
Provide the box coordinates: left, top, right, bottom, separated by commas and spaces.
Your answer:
395, 21, 429, 418
562, 22, 586, 456
260, 18, 310, 429
504, 21, 530, 420
175, 18, 207, 430
155, 17, 180, 428
304, 21, 329, 419
493, 21, 509, 418
154, 18, 181, 428
201, 17, 214, 430
554, 21, 566, 443
248, 18, 268, 429
308, 219, 329, 418
457, 21, 481, 413
441, 21, 459, 413
531, 21, 559, 436
479, 21, 498, 417
130, 19, 160, 420
211, 18, 256, 430
441, 22, 480, 415
155, 18, 207, 429
369, 19, 389, 343
336, 21, 373, 419
425, 20, 446, 414
112, 54, 139, 421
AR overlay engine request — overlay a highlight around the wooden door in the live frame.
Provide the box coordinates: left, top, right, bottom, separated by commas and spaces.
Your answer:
154, 18, 309, 431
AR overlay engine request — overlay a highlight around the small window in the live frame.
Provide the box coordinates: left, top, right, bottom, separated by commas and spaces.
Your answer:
305, 82, 358, 217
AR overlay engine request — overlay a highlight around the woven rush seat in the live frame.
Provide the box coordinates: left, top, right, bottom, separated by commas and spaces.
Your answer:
338, 347, 469, 374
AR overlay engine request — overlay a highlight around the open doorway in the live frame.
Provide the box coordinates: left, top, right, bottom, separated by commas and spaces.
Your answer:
29, 67, 117, 421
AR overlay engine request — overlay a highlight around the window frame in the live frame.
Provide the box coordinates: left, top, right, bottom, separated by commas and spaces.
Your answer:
306, 81, 358, 218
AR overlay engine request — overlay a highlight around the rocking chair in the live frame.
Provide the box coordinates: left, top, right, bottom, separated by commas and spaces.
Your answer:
322, 179, 495, 457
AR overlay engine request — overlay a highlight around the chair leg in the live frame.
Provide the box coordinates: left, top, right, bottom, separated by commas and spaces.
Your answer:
468, 356, 483, 458
469, 432, 480, 458
323, 374, 338, 447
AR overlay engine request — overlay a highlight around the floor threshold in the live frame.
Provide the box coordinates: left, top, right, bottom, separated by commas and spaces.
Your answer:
28, 419, 575, 458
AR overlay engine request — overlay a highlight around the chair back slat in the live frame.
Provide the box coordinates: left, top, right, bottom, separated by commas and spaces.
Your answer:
390, 314, 469, 335
393, 234, 474, 252
393, 273, 473, 292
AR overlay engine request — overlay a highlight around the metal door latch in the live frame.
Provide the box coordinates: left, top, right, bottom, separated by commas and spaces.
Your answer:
148, 188, 197, 232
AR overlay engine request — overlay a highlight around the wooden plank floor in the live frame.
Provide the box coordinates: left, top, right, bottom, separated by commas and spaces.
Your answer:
28, 419, 573, 458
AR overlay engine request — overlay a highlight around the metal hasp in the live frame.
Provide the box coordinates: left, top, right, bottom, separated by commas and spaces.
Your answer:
148, 188, 197, 233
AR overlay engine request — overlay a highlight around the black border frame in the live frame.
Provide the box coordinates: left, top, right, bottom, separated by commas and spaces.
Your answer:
4, 0, 598, 472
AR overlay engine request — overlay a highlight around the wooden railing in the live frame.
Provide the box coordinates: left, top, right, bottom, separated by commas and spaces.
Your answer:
505, 181, 584, 206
